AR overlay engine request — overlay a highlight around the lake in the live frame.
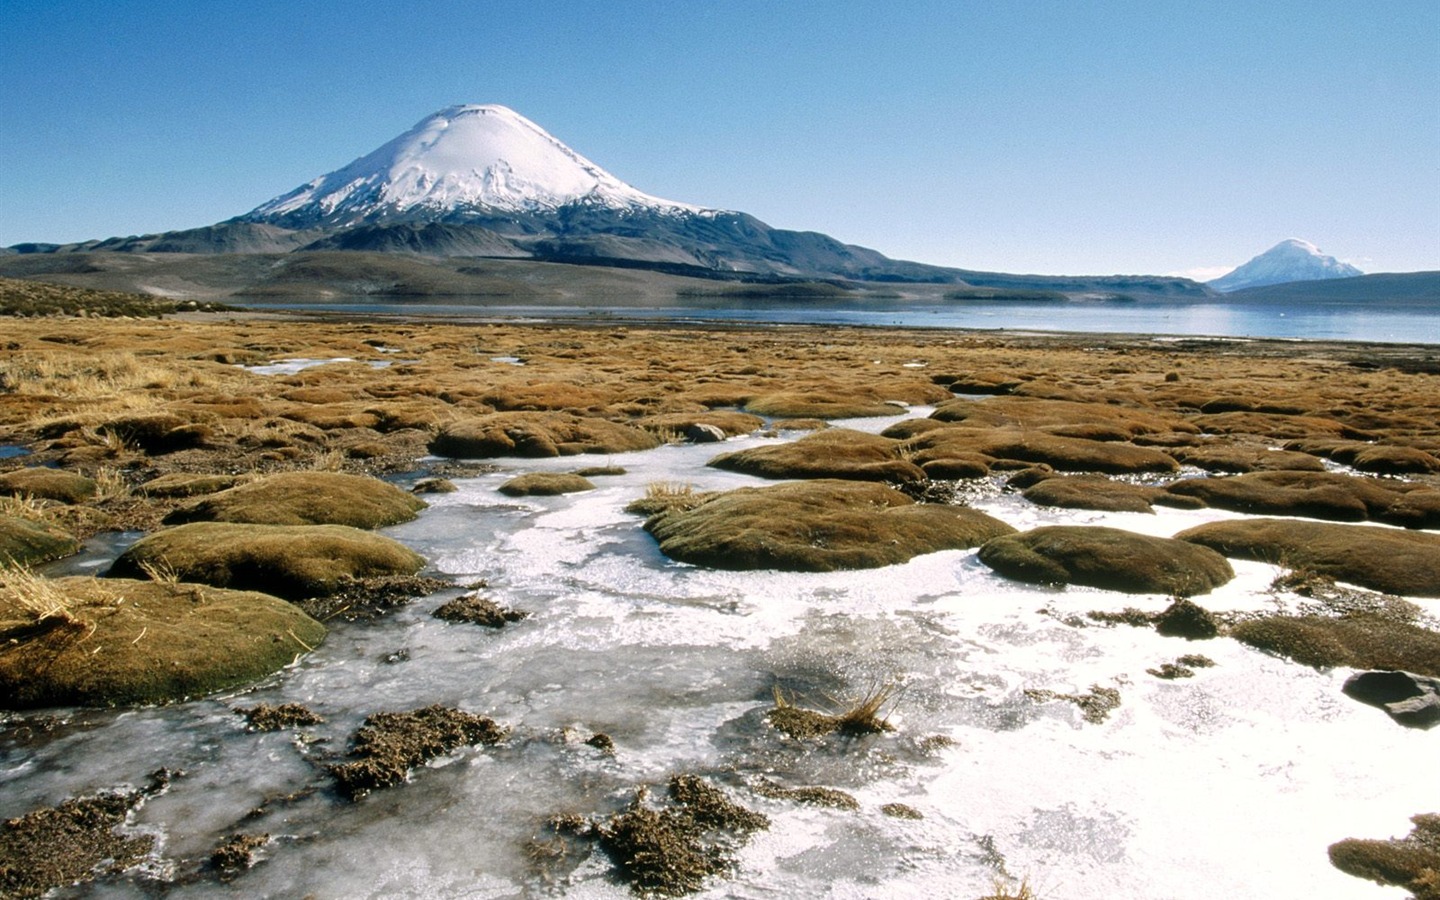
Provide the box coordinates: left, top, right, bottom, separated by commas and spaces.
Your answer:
236, 297, 1440, 344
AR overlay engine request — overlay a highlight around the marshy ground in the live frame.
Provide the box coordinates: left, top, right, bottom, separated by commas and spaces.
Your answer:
2, 293, 1439, 897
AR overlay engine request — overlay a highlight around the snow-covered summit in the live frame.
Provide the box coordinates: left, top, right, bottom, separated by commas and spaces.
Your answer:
1208, 238, 1363, 293
243, 104, 708, 227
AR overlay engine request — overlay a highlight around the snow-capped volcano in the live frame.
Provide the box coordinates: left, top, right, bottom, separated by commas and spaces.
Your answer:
1208, 238, 1363, 293
243, 104, 706, 228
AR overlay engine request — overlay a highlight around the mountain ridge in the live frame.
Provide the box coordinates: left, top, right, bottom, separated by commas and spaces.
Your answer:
4, 104, 1215, 298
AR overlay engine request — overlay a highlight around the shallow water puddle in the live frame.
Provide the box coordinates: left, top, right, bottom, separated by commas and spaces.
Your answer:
2, 410, 1429, 898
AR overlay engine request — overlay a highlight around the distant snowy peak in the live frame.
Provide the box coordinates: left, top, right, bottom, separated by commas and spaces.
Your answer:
1208, 238, 1363, 293
243, 104, 709, 227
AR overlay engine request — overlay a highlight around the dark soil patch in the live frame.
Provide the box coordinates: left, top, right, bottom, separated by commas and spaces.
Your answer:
1025, 685, 1122, 724
594, 775, 769, 897
432, 592, 528, 628
0, 789, 154, 898
1153, 598, 1220, 639
328, 705, 508, 800
1148, 655, 1216, 679
239, 703, 323, 732
210, 832, 269, 877
1328, 813, 1440, 899
298, 574, 452, 622
881, 803, 924, 820
1087, 607, 1156, 628
753, 778, 859, 811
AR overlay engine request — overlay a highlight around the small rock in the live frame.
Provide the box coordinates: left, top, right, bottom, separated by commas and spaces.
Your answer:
1342, 670, 1440, 729
684, 422, 728, 443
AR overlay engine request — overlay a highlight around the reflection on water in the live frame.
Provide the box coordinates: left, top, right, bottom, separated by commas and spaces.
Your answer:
233, 297, 1440, 345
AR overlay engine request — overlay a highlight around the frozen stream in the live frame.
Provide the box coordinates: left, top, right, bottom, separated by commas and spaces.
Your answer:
3, 411, 1433, 899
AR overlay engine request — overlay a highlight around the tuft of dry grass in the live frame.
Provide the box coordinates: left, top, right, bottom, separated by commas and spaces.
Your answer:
0, 494, 49, 522
136, 557, 182, 585
979, 875, 1038, 900
834, 681, 899, 735
0, 566, 84, 626
93, 466, 131, 501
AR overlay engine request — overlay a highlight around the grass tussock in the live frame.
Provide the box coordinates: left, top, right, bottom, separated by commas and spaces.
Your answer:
767, 683, 899, 739
625, 481, 711, 516
978, 875, 1040, 900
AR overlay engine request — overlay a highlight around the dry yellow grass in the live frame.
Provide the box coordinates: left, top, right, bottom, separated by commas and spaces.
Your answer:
0, 566, 87, 626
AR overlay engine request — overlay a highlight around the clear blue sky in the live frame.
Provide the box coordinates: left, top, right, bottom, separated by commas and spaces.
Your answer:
2, 0, 1436, 276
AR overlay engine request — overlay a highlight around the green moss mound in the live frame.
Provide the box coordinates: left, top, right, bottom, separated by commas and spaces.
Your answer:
0, 577, 326, 708
163, 471, 425, 529
107, 522, 426, 601
497, 472, 596, 496
1175, 518, 1440, 597
978, 526, 1234, 595
644, 480, 1015, 572
0, 467, 96, 504
429, 412, 660, 459
1231, 615, 1440, 675
0, 516, 79, 567
708, 429, 925, 483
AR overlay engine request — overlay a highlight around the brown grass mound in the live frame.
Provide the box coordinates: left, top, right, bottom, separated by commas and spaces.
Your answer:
0, 467, 96, 504
1231, 614, 1440, 675
1175, 518, 1440, 597
163, 471, 425, 529
644, 479, 1015, 572
328, 705, 508, 799
0, 789, 154, 898
0, 516, 79, 568
978, 526, 1234, 595
429, 412, 661, 458
1168, 444, 1326, 474
1021, 474, 1202, 514
1328, 813, 1440, 899
708, 429, 925, 482
108, 522, 426, 601
638, 411, 765, 439
140, 472, 240, 498
930, 396, 1194, 436
905, 427, 1179, 475
497, 472, 596, 496
0, 576, 326, 708
744, 391, 915, 420
1164, 470, 1440, 529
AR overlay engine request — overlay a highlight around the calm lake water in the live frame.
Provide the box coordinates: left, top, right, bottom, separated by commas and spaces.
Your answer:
236, 297, 1440, 344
